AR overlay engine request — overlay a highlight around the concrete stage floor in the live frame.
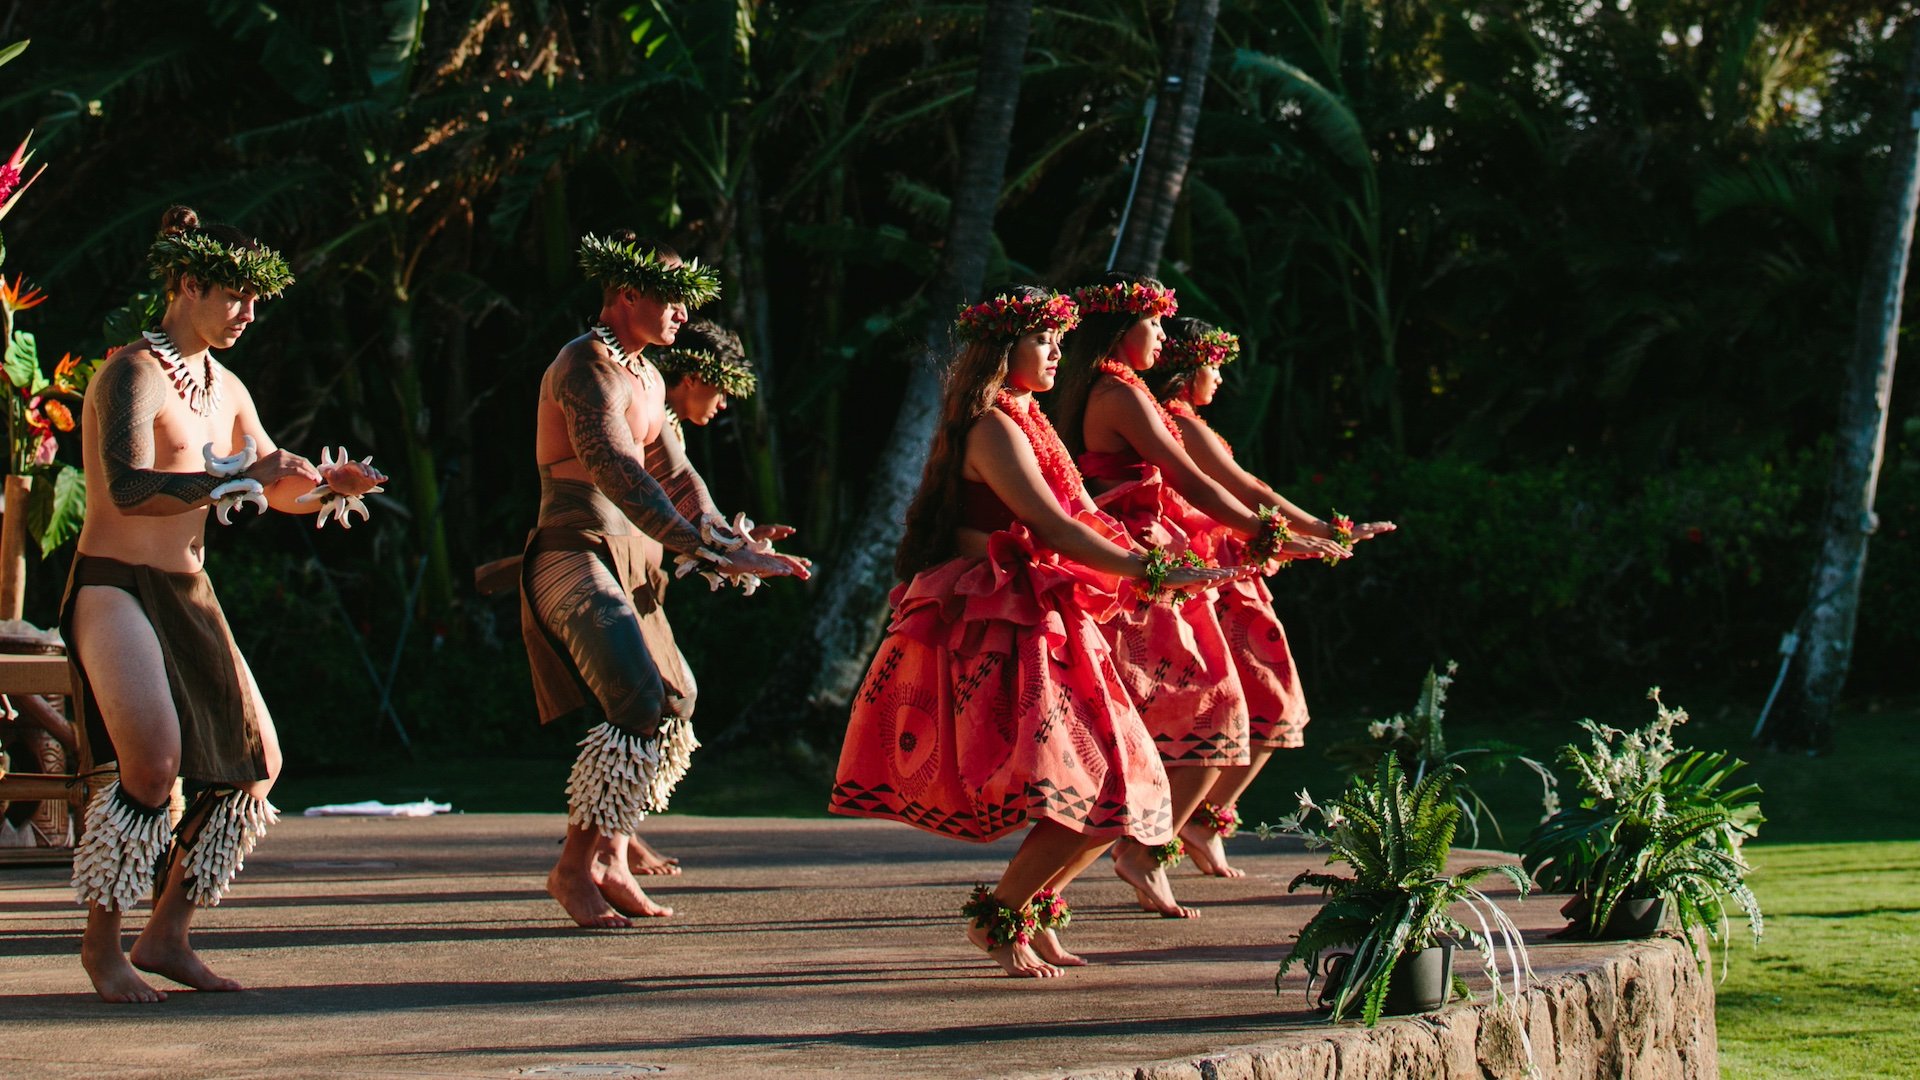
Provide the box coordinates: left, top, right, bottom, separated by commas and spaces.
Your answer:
1, 814, 1577, 1079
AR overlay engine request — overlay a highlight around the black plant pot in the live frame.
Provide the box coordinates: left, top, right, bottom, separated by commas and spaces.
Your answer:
1318, 943, 1454, 1016
1559, 894, 1669, 939
1383, 943, 1454, 1015
1602, 897, 1668, 939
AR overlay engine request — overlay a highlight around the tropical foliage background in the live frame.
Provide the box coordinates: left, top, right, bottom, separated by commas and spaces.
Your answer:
1, 0, 1916, 769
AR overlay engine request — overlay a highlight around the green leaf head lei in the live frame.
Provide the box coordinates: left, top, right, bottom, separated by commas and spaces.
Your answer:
147, 227, 294, 299
655, 319, 758, 399
577, 232, 723, 308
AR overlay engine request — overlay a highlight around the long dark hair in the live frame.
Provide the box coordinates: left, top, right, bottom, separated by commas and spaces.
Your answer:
893, 284, 1048, 581
1145, 316, 1212, 402
1052, 272, 1169, 458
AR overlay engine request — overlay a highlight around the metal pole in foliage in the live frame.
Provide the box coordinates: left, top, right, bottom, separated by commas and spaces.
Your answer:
762, 0, 1036, 732
1768, 23, 1920, 753
1110, 0, 1220, 276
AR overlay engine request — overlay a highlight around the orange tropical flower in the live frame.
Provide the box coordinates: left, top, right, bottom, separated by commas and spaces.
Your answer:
0, 273, 46, 313
42, 399, 73, 432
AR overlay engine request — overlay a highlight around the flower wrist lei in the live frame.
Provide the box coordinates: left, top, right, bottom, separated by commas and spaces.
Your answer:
1137, 545, 1206, 602
1194, 801, 1240, 838
1152, 838, 1187, 868
672, 511, 776, 596
961, 884, 1037, 948
577, 233, 722, 307
1030, 888, 1072, 932
1248, 505, 1294, 563
1324, 510, 1356, 566
954, 291, 1080, 342
294, 447, 384, 529
202, 437, 267, 525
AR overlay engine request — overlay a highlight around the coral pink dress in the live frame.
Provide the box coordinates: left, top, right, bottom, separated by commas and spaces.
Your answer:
1077, 443, 1252, 767
1171, 405, 1310, 749
830, 421, 1174, 844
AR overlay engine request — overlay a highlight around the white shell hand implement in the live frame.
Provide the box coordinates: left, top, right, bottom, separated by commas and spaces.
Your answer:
296, 446, 385, 529
669, 512, 776, 595
203, 436, 266, 524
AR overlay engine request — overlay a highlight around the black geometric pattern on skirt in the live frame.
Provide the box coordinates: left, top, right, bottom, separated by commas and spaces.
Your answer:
1153, 729, 1248, 764
829, 778, 1168, 840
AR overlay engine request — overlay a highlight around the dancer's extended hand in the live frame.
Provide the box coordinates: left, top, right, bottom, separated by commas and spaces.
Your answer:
750, 522, 797, 542
1353, 521, 1396, 542
245, 449, 324, 489
723, 546, 811, 581
1165, 564, 1240, 591
1283, 534, 1350, 562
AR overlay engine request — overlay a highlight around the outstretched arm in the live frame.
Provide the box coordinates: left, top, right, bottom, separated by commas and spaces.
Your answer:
94, 356, 232, 516
643, 425, 723, 526
1096, 382, 1263, 536
225, 373, 328, 513
1177, 416, 1394, 543
554, 353, 706, 556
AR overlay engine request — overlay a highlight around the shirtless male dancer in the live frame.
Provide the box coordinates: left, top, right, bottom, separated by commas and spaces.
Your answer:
523, 233, 805, 928
67, 206, 385, 1003
613, 318, 799, 876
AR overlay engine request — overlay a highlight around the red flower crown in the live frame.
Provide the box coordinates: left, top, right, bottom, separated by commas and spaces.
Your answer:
954, 291, 1080, 342
1161, 328, 1241, 372
1070, 280, 1178, 319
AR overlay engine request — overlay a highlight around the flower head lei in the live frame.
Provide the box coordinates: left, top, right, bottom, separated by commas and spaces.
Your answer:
954, 291, 1080, 342
147, 231, 294, 298
655, 346, 758, 398
577, 233, 723, 307
1070, 280, 1178, 319
1161, 327, 1241, 372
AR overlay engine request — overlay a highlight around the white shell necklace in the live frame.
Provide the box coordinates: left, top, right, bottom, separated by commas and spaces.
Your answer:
144, 329, 222, 418
591, 322, 658, 390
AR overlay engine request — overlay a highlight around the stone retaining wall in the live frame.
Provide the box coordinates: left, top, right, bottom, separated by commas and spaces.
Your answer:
1050, 938, 1717, 1080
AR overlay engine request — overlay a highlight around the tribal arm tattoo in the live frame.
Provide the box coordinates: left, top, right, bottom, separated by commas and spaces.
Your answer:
643, 425, 723, 525
95, 356, 226, 515
554, 354, 705, 555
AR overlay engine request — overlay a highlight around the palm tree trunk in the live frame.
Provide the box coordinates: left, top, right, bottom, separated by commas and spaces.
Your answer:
1111, 0, 1221, 276
744, 0, 1036, 738
1768, 24, 1920, 752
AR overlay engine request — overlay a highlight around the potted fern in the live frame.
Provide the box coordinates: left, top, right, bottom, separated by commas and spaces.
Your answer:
1521, 689, 1764, 970
1323, 662, 1559, 846
1268, 756, 1534, 1026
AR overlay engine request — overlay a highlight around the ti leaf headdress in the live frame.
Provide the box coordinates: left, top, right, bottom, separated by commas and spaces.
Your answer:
655, 345, 758, 398
577, 233, 723, 307
148, 231, 294, 298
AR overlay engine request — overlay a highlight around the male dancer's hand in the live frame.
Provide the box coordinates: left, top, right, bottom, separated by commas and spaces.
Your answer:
722, 547, 811, 582
322, 459, 388, 497
245, 449, 324, 489
750, 522, 797, 543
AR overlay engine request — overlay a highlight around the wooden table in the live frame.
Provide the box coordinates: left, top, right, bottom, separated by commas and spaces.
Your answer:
0, 652, 79, 864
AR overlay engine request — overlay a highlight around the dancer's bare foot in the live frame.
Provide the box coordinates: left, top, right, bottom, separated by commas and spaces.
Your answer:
965, 923, 1062, 978
1179, 822, 1247, 878
1112, 843, 1199, 918
82, 933, 166, 1004
626, 835, 682, 876
593, 861, 673, 918
129, 936, 242, 992
547, 864, 632, 928
1032, 927, 1088, 967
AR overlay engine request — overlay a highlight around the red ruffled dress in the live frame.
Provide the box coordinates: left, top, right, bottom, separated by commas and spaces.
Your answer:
1077, 446, 1252, 767
829, 480, 1175, 844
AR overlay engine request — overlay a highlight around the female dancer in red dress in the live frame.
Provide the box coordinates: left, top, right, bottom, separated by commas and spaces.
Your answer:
1050, 274, 1349, 917
1145, 317, 1395, 877
830, 286, 1236, 977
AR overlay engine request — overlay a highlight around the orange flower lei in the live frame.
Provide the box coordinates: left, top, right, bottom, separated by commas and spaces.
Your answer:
1098, 359, 1185, 445
995, 390, 1082, 505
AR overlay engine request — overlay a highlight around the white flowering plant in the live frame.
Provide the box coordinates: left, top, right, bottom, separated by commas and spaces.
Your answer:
1267, 756, 1535, 1027
1520, 689, 1764, 975
1324, 662, 1558, 846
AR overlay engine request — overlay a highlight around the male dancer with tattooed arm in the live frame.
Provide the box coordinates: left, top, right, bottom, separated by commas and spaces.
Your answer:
523, 232, 805, 928
67, 206, 384, 1003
